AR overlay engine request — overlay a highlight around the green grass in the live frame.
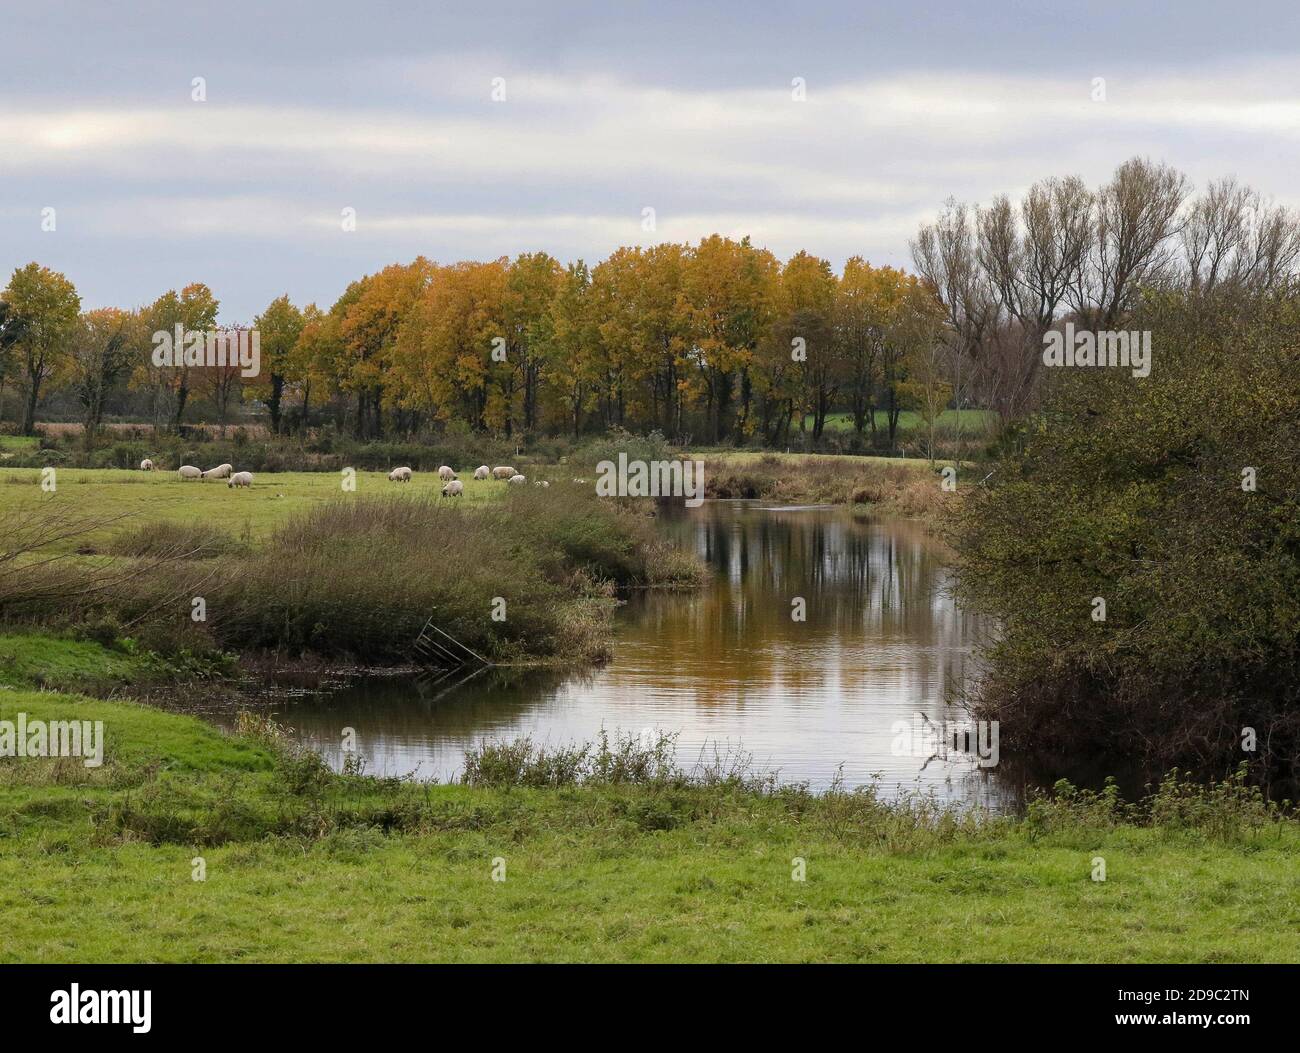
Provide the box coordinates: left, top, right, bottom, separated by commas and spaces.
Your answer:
687, 448, 934, 468
1, 684, 1297, 963
0, 435, 39, 457
806, 409, 999, 434
0, 633, 143, 693
0, 467, 508, 552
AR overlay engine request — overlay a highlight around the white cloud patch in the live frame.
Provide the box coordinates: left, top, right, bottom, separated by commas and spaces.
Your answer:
2, 61, 1298, 318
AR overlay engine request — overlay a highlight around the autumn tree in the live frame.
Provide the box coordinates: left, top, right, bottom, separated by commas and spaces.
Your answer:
3, 263, 81, 435
392, 260, 508, 431
287, 303, 338, 430
335, 260, 432, 437
679, 235, 779, 443
504, 253, 562, 433
72, 308, 134, 447
253, 295, 305, 433
590, 244, 689, 436
537, 262, 599, 436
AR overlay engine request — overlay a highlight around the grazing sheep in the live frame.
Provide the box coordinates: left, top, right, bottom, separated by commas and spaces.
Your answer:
140, 458, 155, 471
572, 478, 587, 484
201, 463, 233, 480
178, 465, 201, 480
441, 480, 464, 497
533, 480, 549, 488
507, 474, 526, 486
492, 466, 517, 480
438, 465, 456, 481
473, 465, 490, 480
227, 471, 253, 488
388, 466, 413, 482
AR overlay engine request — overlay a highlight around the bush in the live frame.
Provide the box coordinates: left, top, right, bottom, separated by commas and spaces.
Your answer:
193, 486, 699, 663
952, 288, 1300, 777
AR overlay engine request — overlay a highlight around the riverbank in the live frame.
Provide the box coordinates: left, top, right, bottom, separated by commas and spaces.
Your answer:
0, 470, 704, 669
1, 687, 1296, 963
694, 451, 955, 519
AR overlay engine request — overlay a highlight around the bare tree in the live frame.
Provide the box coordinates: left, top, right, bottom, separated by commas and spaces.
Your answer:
1088, 157, 1189, 325
74, 309, 134, 449
1185, 178, 1300, 294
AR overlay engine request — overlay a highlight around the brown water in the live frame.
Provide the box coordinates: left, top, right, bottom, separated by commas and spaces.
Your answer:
253, 501, 1010, 805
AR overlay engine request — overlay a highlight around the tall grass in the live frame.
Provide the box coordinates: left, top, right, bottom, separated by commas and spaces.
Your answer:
705, 453, 949, 517
133, 485, 703, 664
0, 482, 704, 666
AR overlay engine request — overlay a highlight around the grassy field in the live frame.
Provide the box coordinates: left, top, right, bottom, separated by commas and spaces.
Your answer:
0, 451, 952, 555
0, 633, 145, 693
0, 435, 39, 456
1, 683, 1297, 963
0, 465, 706, 666
806, 408, 999, 434
0, 467, 508, 550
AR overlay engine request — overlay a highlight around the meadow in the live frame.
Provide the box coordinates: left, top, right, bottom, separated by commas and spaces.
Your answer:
0, 466, 503, 550
0, 448, 950, 547
1, 453, 1296, 964
1, 684, 1297, 963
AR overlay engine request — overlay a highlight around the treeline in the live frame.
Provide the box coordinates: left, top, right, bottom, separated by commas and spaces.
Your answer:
2, 157, 1297, 455
913, 157, 1300, 421
937, 159, 1300, 779
0, 244, 948, 453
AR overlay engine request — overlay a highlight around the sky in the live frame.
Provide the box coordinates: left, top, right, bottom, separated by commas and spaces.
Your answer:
2, 0, 1298, 322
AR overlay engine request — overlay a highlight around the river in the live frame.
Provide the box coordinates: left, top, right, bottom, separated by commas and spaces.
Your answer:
250, 500, 1013, 807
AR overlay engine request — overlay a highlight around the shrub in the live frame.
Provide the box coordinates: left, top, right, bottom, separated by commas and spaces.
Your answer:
952, 289, 1300, 777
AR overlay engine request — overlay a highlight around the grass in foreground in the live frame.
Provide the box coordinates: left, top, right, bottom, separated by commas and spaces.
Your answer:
1, 687, 1297, 963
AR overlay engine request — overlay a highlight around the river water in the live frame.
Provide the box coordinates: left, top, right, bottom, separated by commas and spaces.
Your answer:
258, 501, 1011, 806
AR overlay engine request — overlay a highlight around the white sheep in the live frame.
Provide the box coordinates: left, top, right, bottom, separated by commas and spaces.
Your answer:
508, 474, 526, 486
492, 466, 517, 479
438, 465, 456, 481
533, 480, 549, 488
473, 465, 490, 480
201, 463, 233, 480
441, 480, 464, 497
227, 471, 253, 488
178, 465, 201, 480
388, 466, 413, 482
140, 458, 155, 471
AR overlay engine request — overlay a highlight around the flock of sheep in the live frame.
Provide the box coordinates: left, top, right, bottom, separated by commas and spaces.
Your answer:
137, 458, 547, 496
390, 465, 549, 497
140, 459, 252, 488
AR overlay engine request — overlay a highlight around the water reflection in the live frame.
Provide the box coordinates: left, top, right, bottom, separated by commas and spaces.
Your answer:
244, 501, 1010, 806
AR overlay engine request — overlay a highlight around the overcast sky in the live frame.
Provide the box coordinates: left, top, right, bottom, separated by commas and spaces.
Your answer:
2, 0, 1298, 321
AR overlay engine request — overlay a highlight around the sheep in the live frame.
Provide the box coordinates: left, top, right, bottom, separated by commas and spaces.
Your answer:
492, 466, 517, 480
441, 480, 464, 497
227, 471, 253, 488
140, 458, 155, 471
201, 463, 233, 480
507, 474, 526, 486
533, 480, 549, 488
437, 465, 456, 481
473, 465, 490, 480
178, 465, 201, 480
388, 466, 413, 482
